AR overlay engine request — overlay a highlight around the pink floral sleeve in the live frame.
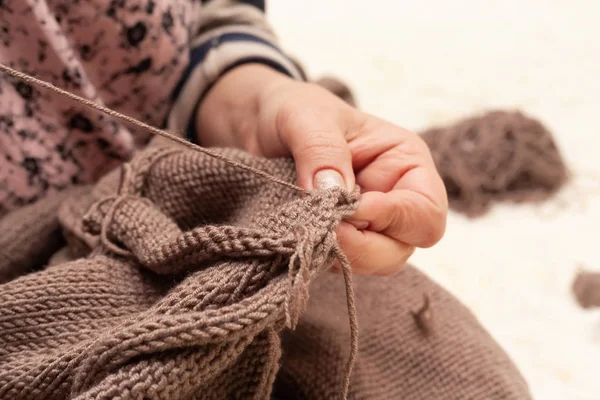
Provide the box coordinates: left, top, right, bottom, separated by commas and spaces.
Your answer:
0, 0, 302, 216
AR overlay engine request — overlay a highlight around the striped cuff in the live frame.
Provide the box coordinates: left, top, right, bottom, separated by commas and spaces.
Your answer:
167, 32, 304, 143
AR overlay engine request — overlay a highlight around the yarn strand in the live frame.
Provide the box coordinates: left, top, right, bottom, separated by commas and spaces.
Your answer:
333, 244, 359, 399
0, 63, 305, 195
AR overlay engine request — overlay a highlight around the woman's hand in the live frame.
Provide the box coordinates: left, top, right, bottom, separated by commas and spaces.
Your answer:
197, 64, 448, 275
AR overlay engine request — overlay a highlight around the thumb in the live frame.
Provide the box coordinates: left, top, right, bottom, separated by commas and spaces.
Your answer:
279, 118, 355, 191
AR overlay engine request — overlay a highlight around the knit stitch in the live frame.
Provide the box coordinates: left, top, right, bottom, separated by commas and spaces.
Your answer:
0, 138, 532, 399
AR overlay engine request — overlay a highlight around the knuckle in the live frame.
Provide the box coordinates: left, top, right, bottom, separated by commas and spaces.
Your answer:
347, 241, 368, 268
385, 195, 446, 248
412, 134, 430, 152
375, 246, 414, 276
392, 130, 431, 158
342, 235, 371, 273
420, 207, 447, 248
386, 201, 407, 238
404, 245, 416, 261
297, 130, 347, 160
410, 137, 432, 159
395, 245, 415, 269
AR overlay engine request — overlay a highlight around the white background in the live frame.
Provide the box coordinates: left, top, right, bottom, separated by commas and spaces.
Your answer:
269, 1, 600, 399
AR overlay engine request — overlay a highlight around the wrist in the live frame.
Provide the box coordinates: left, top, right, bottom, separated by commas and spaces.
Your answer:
195, 63, 292, 153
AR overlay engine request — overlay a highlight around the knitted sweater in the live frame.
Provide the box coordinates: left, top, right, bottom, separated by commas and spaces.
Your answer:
0, 138, 532, 399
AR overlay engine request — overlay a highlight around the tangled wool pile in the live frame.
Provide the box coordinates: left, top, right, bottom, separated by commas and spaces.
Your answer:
420, 110, 569, 217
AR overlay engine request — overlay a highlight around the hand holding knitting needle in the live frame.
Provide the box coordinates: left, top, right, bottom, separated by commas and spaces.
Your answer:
197, 64, 448, 275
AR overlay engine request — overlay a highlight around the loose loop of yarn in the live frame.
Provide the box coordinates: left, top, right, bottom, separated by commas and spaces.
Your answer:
332, 243, 359, 400
285, 225, 313, 330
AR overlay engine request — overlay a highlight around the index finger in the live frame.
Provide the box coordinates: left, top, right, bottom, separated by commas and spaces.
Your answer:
351, 165, 447, 248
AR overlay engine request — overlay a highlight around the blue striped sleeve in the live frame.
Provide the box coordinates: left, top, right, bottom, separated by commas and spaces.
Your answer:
167, 32, 305, 143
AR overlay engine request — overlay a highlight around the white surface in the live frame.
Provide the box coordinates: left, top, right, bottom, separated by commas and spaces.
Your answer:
269, 1, 600, 399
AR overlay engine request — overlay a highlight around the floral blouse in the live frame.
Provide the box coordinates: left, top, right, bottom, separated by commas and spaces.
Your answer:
0, 0, 302, 216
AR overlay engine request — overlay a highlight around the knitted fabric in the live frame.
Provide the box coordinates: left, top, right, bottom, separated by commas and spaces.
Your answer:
420, 110, 568, 217
273, 269, 532, 399
0, 186, 85, 283
0, 138, 531, 399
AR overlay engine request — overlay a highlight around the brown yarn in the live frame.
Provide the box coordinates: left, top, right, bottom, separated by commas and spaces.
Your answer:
0, 62, 361, 399
420, 110, 569, 217
572, 267, 600, 309
274, 265, 531, 399
411, 293, 433, 335
0, 142, 532, 399
0, 143, 361, 399
0, 62, 533, 399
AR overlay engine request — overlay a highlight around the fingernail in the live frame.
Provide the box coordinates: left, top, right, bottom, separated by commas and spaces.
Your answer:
348, 220, 369, 230
313, 169, 346, 191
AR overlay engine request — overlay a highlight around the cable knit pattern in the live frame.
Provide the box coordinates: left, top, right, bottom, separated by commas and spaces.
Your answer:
0, 138, 531, 399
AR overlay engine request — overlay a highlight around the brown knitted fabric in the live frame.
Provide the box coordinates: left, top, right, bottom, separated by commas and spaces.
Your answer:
572, 268, 600, 309
420, 110, 568, 217
0, 186, 87, 284
274, 269, 531, 399
0, 140, 357, 400
0, 139, 531, 399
